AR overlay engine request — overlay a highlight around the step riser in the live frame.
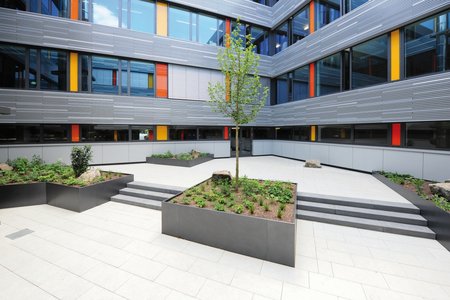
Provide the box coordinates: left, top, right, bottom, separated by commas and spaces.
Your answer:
296, 203, 427, 226
298, 196, 419, 214
127, 183, 183, 195
111, 198, 161, 210
120, 190, 168, 201
296, 214, 435, 239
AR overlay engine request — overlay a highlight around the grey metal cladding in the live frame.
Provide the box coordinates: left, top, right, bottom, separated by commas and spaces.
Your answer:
165, 0, 272, 28
271, 0, 450, 77
271, 0, 309, 28
0, 9, 273, 77
270, 72, 450, 126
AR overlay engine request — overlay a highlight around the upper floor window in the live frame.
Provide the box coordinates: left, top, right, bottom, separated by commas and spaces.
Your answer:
232, 22, 270, 55
0, 44, 26, 89
316, 53, 341, 96
316, 0, 340, 29
292, 5, 310, 43
344, 0, 369, 13
406, 122, 450, 150
29, 0, 69, 17
292, 65, 309, 101
274, 22, 288, 54
0, 0, 26, 10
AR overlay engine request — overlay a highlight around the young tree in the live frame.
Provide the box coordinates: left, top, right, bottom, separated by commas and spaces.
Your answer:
208, 21, 269, 189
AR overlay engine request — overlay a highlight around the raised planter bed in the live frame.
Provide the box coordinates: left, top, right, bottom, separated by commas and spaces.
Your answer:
162, 179, 297, 267
146, 155, 213, 167
373, 172, 450, 251
47, 173, 133, 212
0, 174, 133, 212
0, 182, 47, 209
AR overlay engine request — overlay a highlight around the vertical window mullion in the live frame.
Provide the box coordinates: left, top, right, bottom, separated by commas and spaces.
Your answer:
36, 49, 41, 90
25, 48, 30, 89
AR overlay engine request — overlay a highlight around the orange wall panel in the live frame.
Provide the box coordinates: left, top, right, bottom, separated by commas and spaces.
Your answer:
391, 123, 401, 146
156, 63, 168, 98
70, 0, 78, 20
71, 124, 80, 142
309, 1, 315, 33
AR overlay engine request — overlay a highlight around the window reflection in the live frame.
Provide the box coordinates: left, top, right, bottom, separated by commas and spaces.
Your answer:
130, 61, 155, 96
93, 0, 119, 27
0, 44, 26, 89
292, 6, 310, 43
316, 0, 340, 29
40, 49, 67, 91
274, 22, 288, 54
130, 0, 155, 34
92, 56, 119, 94
169, 6, 190, 41
292, 65, 309, 101
316, 53, 341, 96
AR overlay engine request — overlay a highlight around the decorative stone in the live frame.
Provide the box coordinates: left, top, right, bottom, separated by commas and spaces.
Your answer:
0, 163, 13, 171
212, 170, 232, 182
429, 183, 450, 201
304, 160, 321, 168
78, 168, 101, 182
191, 150, 200, 159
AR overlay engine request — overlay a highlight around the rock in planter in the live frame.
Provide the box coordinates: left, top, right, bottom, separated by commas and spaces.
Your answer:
304, 160, 321, 168
212, 170, 232, 182
78, 168, 101, 182
191, 150, 200, 159
429, 183, 450, 201
0, 163, 13, 171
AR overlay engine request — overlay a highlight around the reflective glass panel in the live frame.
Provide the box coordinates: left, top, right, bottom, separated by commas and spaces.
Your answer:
130, 0, 155, 34
253, 127, 275, 139
276, 74, 289, 104
276, 127, 293, 140
92, 56, 119, 94
316, 53, 341, 96
43, 124, 69, 142
292, 6, 309, 43
40, 49, 67, 91
81, 124, 128, 141
130, 60, 155, 96
354, 124, 388, 145
23, 125, 41, 143
0, 0, 26, 10
198, 127, 223, 140
317, 0, 340, 29
81, 0, 89, 21
293, 126, 310, 141
319, 125, 352, 143
345, 0, 368, 12
80, 54, 89, 91
29, 49, 38, 88
352, 35, 388, 89
50, 0, 69, 17
131, 125, 154, 141
406, 122, 450, 150
274, 22, 288, 54
292, 65, 309, 101
0, 44, 26, 88
198, 14, 218, 45
121, 59, 128, 95
93, 0, 119, 27
251, 26, 269, 55
169, 127, 197, 140
169, 6, 190, 41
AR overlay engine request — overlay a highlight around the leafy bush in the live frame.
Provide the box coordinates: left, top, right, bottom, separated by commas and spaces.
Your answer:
71, 146, 93, 177
233, 204, 244, 214
214, 202, 225, 211
429, 194, 450, 212
151, 150, 211, 160
277, 207, 283, 219
195, 197, 206, 208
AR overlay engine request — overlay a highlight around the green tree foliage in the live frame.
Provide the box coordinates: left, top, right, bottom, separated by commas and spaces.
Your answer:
71, 145, 93, 177
208, 20, 269, 188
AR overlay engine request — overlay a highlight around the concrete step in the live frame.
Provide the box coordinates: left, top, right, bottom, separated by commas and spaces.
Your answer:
127, 181, 184, 195
297, 200, 427, 226
120, 187, 174, 201
298, 192, 420, 214
111, 194, 161, 210
296, 210, 436, 239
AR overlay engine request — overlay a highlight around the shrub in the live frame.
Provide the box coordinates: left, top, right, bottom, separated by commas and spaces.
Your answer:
277, 207, 283, 219
233, 204, 244, 214
195, 198, 206, 208
214, 202, 225, 211
71, 146, 93, 177
263, 202, 270, 212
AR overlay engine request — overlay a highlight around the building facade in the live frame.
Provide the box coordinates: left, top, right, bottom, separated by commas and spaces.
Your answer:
0, 0, 449, 181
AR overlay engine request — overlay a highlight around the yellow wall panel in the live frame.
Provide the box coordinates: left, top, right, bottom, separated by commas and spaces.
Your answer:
70, 52, 78, 92
156, 125, 168, 141
390, 29, 401, 81
311, 126, 316, 142
156, 2, 168, 36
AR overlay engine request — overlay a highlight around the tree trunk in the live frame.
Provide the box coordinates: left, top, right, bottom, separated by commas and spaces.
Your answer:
235, 125, 239, 191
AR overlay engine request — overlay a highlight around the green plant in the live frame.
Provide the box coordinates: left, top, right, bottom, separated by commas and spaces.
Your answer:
429, 194, 450, 212
263, 202, 270, 212
233, 204, 244, 214
277, 207, 283, 219
208, 19, 269, 190
279, 203, 286, 211
243, 200, 254, 212
214, 202, 225, 211
195, 197, 206, 208
70, 146, 93, 177
259, 198, 264, 206
182, 197, 191, 205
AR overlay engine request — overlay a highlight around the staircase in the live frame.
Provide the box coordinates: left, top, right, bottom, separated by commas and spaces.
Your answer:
296, 192, 436, 239
111, 181, 185, 210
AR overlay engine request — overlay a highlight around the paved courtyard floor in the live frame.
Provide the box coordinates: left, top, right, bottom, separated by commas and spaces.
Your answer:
1, 202, 450, 300
101, 156, 410, 203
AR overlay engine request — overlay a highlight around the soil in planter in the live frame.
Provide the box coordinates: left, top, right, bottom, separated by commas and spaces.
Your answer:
171, 177, 296, 222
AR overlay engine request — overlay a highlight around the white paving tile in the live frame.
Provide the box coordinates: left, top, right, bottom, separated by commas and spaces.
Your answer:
188, 257, 236, 284
77, 286, 126, 300
309, 273, 366, 300
231, 270, 283, 300
282, 282, 338, 300
363, 285, 422, 300
219, 251, 263, 274
155, 266, 206, 297
261, 261, 309, 287
382, 273, 449, 300
82, 262, 132, 292
331, 263, 388, 288
198, 279, 253, 300
152, 248, 197, 271
119, 254, 167, 281
116, 275, 171, 300
296, 255, 319, 272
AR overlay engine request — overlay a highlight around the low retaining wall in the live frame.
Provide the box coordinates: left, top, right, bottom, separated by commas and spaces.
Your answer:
146, 155, 213, 167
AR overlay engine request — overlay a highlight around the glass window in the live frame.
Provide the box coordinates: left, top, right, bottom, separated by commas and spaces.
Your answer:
293, 126, 310, 141
319, 125, 352, 143
218, 19, 225, 47
120, 59, 128, 95
131, 125, 154, 141
198, 14, 219, 45
0, 125, 19, 143
43, 124, 69, 142
316, 0, 340, 29
81, 0, 89, 21
130, 0, 155, 34
0, 44, 26, 89
316, 53, 341, 96
274, 22, 288, 54
405, 12, 448, 77
198, 127, 223, 140
169, 126, 197, 141
253, 127, 275, 139
345, 0, 368, 13
169, 6, 190, 41
406, 122, 450, 150
276, 127, 293, 140
292, 65, 309, 101
49, 0, 69, 17
0, 0, 26, 10
93, 0, 119, 27
40, 49, 67, 91
354, 124, 388, 145
129, 60, 154, 96
81, 124, 129, 141
352, 35, 388, 89
30, 0, 38, 13
276, 73, 289, 104
23, 125, 41, 143
292, 5, 310, 43
80, 54, 90, 92
29, 49, 38, 89
251, 26, 269, 55
92, 56, 119, 94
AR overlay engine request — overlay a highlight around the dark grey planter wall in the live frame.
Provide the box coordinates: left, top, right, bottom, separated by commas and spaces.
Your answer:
373, 173, 450, 251
47, 174, 133, 212
162, 192, 297, 267
146, 155, 213, 167
0, 182, 46, 209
